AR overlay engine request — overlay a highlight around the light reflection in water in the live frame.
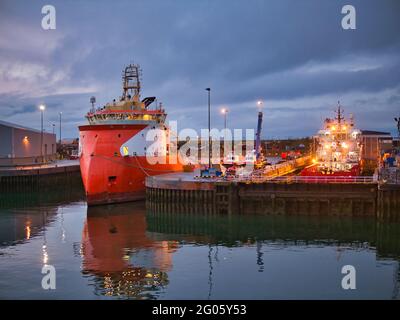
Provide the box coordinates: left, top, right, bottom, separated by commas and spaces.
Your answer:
25, 225, 31, 240
82, 203, 178, 298
0, 201, 399, 299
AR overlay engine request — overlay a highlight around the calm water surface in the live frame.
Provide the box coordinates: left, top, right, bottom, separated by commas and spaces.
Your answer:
0, 200, 399, 299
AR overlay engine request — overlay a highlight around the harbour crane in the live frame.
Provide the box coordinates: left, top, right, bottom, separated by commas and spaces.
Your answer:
255, 110, 263, 161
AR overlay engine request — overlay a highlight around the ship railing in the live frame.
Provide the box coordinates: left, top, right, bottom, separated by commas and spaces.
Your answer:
231, 175, 375, 184
378, 167, 400, 185
85, 109, 167, 124
87, 109, 165, 117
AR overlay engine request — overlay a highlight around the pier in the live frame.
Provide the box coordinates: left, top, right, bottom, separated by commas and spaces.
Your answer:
0, 160, 84, 207
146, 170, 400, 221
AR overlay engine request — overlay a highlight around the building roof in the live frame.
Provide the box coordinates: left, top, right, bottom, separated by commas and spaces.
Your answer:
361, 130, 391, 136
0, 119, 54, 135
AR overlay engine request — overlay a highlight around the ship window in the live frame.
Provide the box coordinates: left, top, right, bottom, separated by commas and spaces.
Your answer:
108, 176, 117, 182
118, 134, 121, 138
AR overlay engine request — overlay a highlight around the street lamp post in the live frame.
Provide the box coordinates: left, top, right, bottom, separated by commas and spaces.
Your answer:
221, 107, 229, 159
221, 108, 228, 130
52, 124, 55, 134
257, 100, 263, 110
39, 104, 46, 162
206, 88, 211, 169
59, 112, 62, 144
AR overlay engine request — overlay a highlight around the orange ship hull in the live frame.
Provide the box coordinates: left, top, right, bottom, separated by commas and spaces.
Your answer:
79, 124, 182, 206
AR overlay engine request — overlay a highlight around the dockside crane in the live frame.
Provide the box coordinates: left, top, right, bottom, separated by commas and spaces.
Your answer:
255, 111, 263, 161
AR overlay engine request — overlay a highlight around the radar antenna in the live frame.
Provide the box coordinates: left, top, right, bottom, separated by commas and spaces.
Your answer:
90, 96, 96, 112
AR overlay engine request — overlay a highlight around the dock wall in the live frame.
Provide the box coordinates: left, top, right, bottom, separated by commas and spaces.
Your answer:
377, 184, 400, 221
146, 177, 400, 220
0, 164, 84, 207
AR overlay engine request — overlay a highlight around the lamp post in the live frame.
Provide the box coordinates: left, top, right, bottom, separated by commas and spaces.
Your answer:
221, 108, 228, 130
59, 112, 62, 144
205, 88, 211, 169
52, 123, 55, 134
39, 104, 46, 161
221, 107, 230, 158
257, 100, 263, 110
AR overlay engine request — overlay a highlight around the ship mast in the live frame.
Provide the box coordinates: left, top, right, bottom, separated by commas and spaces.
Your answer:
335, 101, 344, 125
122, 64, 141, 101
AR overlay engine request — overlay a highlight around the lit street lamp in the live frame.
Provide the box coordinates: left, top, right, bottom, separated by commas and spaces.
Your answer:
59, 112, 62, 145
205, 88, 211, 169
221, 107, 231, 156
39, 104, 46, 161
221, 108, 228, 130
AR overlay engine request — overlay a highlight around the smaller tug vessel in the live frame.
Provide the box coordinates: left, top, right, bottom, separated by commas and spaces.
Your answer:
301, 103, 361, 176
79, 64, 183, 206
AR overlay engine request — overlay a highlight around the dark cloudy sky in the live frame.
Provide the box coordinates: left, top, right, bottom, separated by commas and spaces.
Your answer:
0, 0, 399, 139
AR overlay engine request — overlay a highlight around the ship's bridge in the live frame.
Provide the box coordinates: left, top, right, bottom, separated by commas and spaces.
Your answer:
86, 108, 167, 125
86, 97, 167, 125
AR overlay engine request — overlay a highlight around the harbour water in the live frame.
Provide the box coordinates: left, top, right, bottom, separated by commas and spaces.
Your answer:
0, 197, 399, 299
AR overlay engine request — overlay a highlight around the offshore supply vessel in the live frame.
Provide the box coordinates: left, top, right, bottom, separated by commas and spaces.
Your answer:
301, 103, 361, 176
79, 64, 182, 206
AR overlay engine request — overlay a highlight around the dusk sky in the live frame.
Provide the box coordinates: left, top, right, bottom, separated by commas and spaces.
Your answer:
0, 0, 399, 139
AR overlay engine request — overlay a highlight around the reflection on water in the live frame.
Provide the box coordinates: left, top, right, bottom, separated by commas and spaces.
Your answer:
83, 204, 177, 299
0, 208, 58, 248
0, 200, 399, 299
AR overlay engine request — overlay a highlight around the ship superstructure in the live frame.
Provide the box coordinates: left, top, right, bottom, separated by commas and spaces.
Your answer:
86, 65, 166, 126
302, 103, 361, 176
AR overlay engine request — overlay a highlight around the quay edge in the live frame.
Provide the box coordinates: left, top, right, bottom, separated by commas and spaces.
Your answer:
146, 173, 400, 221
0, 161, 84, 207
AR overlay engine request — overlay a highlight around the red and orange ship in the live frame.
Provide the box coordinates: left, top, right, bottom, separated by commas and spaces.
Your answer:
79, 64, 182, 206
